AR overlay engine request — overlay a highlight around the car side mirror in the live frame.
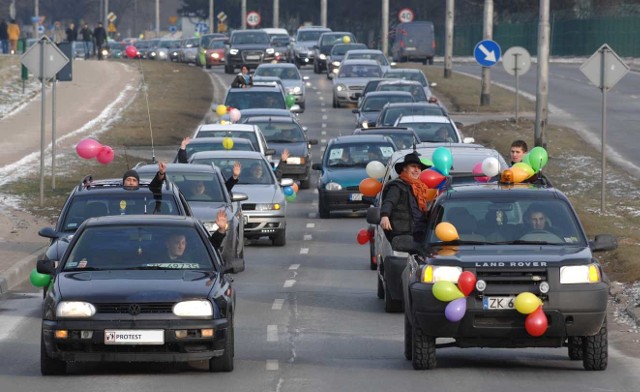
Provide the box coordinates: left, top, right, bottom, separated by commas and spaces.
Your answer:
463, 137, 475, 144
312, 163, 323, 170
265, 148, 276, 156
280, 178, 295, 187
590, 234, 618, 252
231, 192, 249, 202
366, 207, 380, 224
308, 139, 318, 145
38, 226, 59, 239
37, 259, 56, 275
290, 104, 302, 113
391, 235, 421, 254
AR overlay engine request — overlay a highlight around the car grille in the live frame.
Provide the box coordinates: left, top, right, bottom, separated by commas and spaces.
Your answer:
95, 303, 174, 314
345, 186, 360, 191
242, 51, 264, 62
242, 203, 256, 211
475, 268, 548, 295
348, 85, 364, 91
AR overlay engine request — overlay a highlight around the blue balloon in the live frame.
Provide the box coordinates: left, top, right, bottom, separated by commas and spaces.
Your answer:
432, 147, 453, 176
283, 186, 294, 196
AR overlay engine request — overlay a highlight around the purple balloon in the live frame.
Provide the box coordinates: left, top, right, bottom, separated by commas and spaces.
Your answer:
444, 297, 467, 322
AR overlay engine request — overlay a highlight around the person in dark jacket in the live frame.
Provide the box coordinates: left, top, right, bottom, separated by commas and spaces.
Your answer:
0, 19, 9, 54
379, 152, 432, 243
231, 65, 253, 88
65, 22, 77, 42
165, 209, 228, 253
80, 23, 92, 59
93, 22, 107, 60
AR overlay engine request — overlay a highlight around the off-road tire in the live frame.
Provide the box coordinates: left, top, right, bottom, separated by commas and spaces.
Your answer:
41, 335, 66, 375
209, 315, 234, 372
411, 325, 436, 370
583, 319, 608, 371
568, 337, 584, 360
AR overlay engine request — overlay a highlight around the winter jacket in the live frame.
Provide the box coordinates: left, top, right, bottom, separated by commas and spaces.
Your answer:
93, 26, 106, 45
7, 22, 19, 40
0, 21, 8, 40
380, 178, 428, 242
80, 27, 92, 41
66, 26, 77, 42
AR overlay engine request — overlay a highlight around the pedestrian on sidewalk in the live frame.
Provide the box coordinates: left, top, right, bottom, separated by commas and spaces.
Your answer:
0, 19, 8, 54
80, 23, 92, 59
52, 21, 65, 45
93, 22, 107, 60
7, 19, 19, 54
65, 22, 77, 57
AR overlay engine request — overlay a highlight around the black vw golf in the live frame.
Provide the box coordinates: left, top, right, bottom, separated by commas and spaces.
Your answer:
38, 215, 235, 375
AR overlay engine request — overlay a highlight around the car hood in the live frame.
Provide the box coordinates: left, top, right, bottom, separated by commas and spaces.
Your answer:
57, 270, 217, 302
329, 54, 345, 61
267, 142, 308, 157
230, 44, 268, 50
281, 80, 303, 89
321, 167, 368, 187
359, 111, 380, 122
334, 77, 373, 86
188, 202, 228, 222
429, 245, 593, 265
233, 184, 280, 203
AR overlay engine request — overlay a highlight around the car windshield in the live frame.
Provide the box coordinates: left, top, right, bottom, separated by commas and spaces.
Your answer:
60, 194, 180, 232
231, 32, 269, 45
381, 106, 444, 126
402, 122, 457, 143
252, 122, 305, 142
165, 172, 226, 203
368, 132, 416, 150
206, 158, 275, 185
377, 84, 427, 100
254, 66, 300, 80
326, 143, 395, 167
338, 64, 382, 78
208, 40, 226, 49
321, 34, 352, 46
347, 52, 389, 66
186, 141, 256, 160
225, 91, 286, 110
64, 225, 214, 271
385, 71, 427, 86
297, 30, 326, 42
428, 199, 587, 246
195, 131, 259, 150
271, 36, 290, 46
363, 95, 413, 111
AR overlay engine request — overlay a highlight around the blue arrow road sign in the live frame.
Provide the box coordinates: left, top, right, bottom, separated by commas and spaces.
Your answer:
168, 25, 177, 33
474, 39, 501, 67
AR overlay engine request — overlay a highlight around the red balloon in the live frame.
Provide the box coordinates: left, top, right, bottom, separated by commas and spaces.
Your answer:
419, 169, 446, 188
76, 138, 103, 159
356, 229, 370, 245
359, 177, 382, 197
457, 271, 476, 296
96, 146, 115, 165
525, 306, 548, 337
472, 162, 491, 183
125, 45, 138, 59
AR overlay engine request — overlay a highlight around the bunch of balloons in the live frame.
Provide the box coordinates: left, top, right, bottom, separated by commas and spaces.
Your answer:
416, 147, 452, 190
356, 227, 374, 245
30, 268, 51, 288
358, 160, 385, 197
76, 138, 114, 165
514, 292, 548, 336
432, 271, 477, 322
215, 105, 242, 123
283, 182, 299, 202
472, 146, 548, 184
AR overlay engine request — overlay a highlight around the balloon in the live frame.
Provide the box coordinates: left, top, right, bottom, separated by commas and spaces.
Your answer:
285, 193, 297, 202
457, 271, 477, 296
215, 104, 228, 116
512, 162, 535, 178
510, 165, 531, 183
521, 153, 531, 166
222, 137, 234, 150
420, 157, 433, 167
366, 161, 386, 178
528, 146, 548, 172
356, 228, 370, 245
425, 188, 438, 201
96, 146, 114, 165
342, 35, 351, 44
472, 162, 491, 182
30, 268, 51, 287
435, 222, 459, 242
285, 94, 296, 108
514, 292, 543, 315
445, 297, 467, 322
481, 157, 500, 178
431, 147, 453, 176
432, 281, 465, 302
125, 45, 138, 59
76, 138, 103, 159
359, 177, 382, 197
419, 169, 445, 188
525, 306, 548, 337
291, 183, 299, 193
283, 186, 294, 196
229, 108, 241, 122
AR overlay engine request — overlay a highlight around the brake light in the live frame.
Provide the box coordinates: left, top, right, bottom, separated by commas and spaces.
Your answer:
432, 40, 436, 50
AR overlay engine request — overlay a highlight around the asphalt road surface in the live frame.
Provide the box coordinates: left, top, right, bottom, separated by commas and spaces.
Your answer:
1, 65, 639, 392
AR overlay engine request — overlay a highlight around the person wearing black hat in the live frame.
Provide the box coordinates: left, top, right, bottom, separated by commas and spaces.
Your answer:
122, 161, 166, 191
379, 152, 433, 243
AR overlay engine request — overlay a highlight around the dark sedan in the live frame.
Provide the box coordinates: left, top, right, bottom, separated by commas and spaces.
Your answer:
38, 215, 235, 375
352, 91, 414, 128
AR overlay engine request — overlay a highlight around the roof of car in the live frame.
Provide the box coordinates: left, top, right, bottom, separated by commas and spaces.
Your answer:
383, 102, 442, 108
341, 59, 380, 66
72, 178, 179, 195
240, 108, 293, 117
397, 115, 452, 124
83, 214, 198, 228
363, 91, 414, 99
439, 183, 563, 200
245, 116, 297, 124
226, 86, 283, 93
256, 63, 297, 69
353, 127, 416, 134
385, 68, 424, 74
330, 134, 396, 144
345, 49, 384, 54
378, 79, 423, 86
196, 124, 256, 132
186, 136, 255, 144
190, 150, 266, 159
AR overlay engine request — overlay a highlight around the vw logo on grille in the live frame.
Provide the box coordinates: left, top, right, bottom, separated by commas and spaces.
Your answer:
128, 304, 142, 315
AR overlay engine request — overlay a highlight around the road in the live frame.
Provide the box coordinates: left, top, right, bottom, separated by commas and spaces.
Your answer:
455, 62, 640, 177
0, 65, 639, 392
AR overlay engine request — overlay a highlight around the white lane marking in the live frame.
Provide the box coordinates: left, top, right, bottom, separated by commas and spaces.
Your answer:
308, 212, 317, 218
321, 108, 326, 112
316, 90, 321, 94
322, 123, 327, 128
266, 360, 279, 371
284, 279, 296, 288
322, 115, 327, 120
321, 131, 326, 136
300, 248, 309, 254
319, 96, 324, 100
272, 298, 285, 310
289, 264, 300, 270
267, 325, 278, 342
313, 188, 319, 194
306, 223, 315, 228
321, 139, 327, 144
304, 234, 312, 241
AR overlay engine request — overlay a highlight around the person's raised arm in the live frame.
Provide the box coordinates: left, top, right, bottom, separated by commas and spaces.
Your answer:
177, 137, 190, 163
209, 209, 229, 249
225, 161, 241, 192
150, 161, 167, 191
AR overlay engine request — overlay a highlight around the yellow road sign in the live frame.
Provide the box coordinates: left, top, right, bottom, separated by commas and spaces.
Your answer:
107, 22, 117, 33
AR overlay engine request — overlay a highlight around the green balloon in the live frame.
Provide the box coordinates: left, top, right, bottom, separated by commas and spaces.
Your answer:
432, 281, 464, 302
30, 268, 51, 288
420, 157, 433, 167
285, 193, 296, 202
285, 94, 296, 108
198, 50, 206, 66
528, 147, 548, 172
521, 153, 531, 166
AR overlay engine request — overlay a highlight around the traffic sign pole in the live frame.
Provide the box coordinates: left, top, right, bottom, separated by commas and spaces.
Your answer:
600, 47, 607, 214
39, 40, 46, 206
481, 0, 494, 106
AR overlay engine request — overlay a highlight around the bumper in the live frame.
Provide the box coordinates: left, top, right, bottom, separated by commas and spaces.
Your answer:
319, 189, 369, 212
243, 211, 286, 238
335, 89, 363, 104
227, 54, 275, 68
294, 53, 314, 65
407, 281, 608, 346
42, 318, 229, 362
280, 164, 311, 181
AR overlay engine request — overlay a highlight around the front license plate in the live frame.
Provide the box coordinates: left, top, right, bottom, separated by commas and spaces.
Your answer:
349, 193, 363, 201
104, 329, 164, 345
246, 55, 260, 60
483, 296, 516, 310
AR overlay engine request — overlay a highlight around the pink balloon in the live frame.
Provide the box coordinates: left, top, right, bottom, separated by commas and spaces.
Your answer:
472, 162, 491, 183
229, 108, 241, 122
125, 45, 138, 59
76, 138, 103, 159
96, 146, 115, 165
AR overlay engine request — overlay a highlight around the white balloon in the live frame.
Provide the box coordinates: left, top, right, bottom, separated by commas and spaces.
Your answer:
481, 157, 500, 178
229, 108, 241, 122
366, 160, 386, 179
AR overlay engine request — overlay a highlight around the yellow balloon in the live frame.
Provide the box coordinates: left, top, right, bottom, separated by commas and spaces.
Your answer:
510, 166, 530, 183
342, 35, 351, 44
514, 292, 542, 315
222, 137, 234, 150
435, 222, 459, 242
216, 104, 227, 116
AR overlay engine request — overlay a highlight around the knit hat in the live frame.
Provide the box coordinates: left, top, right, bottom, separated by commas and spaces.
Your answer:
122, 169, 140, 184
394, 152, 429, 175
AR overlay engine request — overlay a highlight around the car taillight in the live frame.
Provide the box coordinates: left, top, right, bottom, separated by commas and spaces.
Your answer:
432, 40, 436, 50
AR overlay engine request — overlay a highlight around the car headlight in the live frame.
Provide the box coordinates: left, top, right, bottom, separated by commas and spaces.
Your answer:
286, 157, 305, 165
266, 48, 275, 54
335, 84, 346, 92
56, 301, 96, 318
325, 182, 342, 191
229, 48, 239, 55
211, 53, 220, 59
287, 86, 302, 94
560, 264, 601, 284
332, 61, 341, 67
255, 203, 282, 211
173, 300, 213, 318
172, 51, 178, 56
319, 53, 326, 60
101, 49, 109, 56
421, 265, 462, 283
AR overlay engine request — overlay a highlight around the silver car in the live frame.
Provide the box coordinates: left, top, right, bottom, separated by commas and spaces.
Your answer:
189, 150, 294, 246
343, 49, 394, 74
254, 63, 308, 110
332, 59, 383, 108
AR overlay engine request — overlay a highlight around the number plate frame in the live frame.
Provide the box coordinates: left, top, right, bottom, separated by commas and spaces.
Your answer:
349, 193, 363, 201
482, 296, 516, 310
104, 329, 165, 345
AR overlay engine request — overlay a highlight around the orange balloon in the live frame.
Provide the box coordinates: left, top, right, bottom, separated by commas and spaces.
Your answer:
510, 166, 530, 183
437, 245, 459, 256
359, 177, 382, 197
435, 222, 459, 242
426, 188, 438, 201
291, 183, 299, 193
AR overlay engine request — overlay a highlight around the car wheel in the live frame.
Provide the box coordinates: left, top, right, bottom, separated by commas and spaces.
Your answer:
272, 229, 286, 246
41, 335, 66, 375
224, 64, 234, 74
583, 318, 608, 371
319, 197, 330, 219
332, 94, 338, 108
209, 314, 234, 372
428, 57, 434, 65
300, 178, 311, 190
384, 279, 403, 313
411, 324, 436, 370
404, 313, 413, 360
568, 337, 584, 360
422, 58, 427, 65
377, 274, 384, 299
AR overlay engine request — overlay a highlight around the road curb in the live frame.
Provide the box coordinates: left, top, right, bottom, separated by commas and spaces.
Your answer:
0, 246, 47, 295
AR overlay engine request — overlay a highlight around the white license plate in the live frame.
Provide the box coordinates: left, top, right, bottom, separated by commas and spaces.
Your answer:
104, 329, 164, 345
405, 47, 417, 51
349, 193, 363, 201
246, 55, 260, 60
483, 296, 516, 310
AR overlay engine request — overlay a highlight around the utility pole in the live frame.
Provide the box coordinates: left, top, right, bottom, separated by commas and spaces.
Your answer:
444, 0, 454, 78
273, 0, 279, 28
382, 0, 388, 54
155, 0, 160, 35
104, 0, 109, 34
480, 0, 493, 105
321, 0, 327, 27
241, 0, 247, 29
209, 0, 214, 33
34, 0, 39, 38
535, 0, 550, 148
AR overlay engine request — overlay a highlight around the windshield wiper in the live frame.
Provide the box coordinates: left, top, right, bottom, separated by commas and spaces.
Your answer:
63, 267, 103, 272
432, 240, 489, 245
509, 240, 562, 245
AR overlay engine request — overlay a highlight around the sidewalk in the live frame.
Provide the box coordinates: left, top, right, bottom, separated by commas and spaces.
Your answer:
0, 59, 139, 294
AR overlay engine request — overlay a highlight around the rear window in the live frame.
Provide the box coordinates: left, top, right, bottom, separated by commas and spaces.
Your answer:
225, 91, 286, 110
321, 33, 355, 46
165, 172, 226, 203
297, 30, 326, 42
385, 71, 427, 86
195, 131, 259, 150
377, 84, 427, 101
363, 95, 414, 111
401, 122, 458, 143
381, 106, 445, 126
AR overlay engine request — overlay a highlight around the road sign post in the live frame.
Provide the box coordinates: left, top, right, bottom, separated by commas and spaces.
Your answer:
502, 46, 531, 123
580, 44, 629, 214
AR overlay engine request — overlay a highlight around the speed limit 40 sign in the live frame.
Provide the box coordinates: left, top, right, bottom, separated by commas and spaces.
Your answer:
246, 11, 261, 27
398, 8, 414, 23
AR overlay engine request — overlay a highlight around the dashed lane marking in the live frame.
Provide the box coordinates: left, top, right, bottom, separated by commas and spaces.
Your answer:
272, 299, 285, 310
289, 264, 300, 270
266, 360, 279, 371
300, 248, 309, 254
306, 223, 315, 228
267, 325, 278, 342
304, 234, 312, 241
283, 279, 296, 288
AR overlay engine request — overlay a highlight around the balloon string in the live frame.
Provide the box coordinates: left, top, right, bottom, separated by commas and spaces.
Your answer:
137, 57, 156, 163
